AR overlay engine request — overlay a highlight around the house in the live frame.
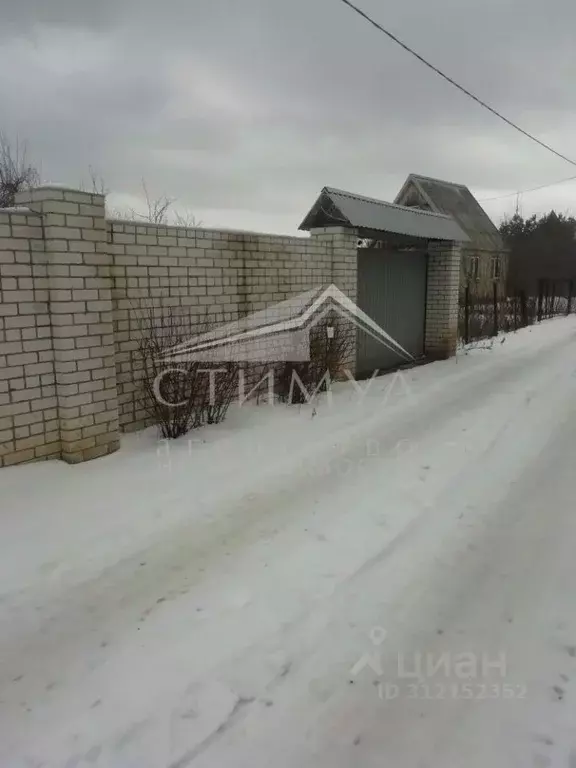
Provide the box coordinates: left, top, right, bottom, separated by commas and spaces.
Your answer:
394, 174, 508, 295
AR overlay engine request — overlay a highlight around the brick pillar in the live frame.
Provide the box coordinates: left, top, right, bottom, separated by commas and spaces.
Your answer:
14, 186, 120, 463
425, 240, 461, 359
310, 226, 358, 374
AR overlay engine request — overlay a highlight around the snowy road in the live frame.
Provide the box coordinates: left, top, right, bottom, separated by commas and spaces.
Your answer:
2, 318, 576, 767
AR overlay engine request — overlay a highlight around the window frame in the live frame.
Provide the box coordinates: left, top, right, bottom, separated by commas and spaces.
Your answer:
468, 254, 480, 282
491, 255, 501, 281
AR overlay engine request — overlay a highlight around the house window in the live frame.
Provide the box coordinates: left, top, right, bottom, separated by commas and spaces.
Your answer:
491, 256, 501, 280
468, 255, 480, 282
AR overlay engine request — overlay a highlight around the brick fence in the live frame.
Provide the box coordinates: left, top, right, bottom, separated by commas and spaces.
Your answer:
0, 185, 459, 467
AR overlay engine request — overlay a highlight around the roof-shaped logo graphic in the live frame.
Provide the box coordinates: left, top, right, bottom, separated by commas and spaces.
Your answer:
160, 284, 413, 364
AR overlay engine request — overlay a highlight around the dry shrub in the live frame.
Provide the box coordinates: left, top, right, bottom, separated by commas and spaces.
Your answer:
138, 306, 238, 438
277, 313, 355, 404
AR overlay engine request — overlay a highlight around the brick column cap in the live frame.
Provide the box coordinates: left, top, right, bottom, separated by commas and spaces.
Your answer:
14, 186, 105, 206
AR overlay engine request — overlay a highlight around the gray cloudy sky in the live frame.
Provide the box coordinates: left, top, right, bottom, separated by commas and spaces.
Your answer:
1, 0, 576, 233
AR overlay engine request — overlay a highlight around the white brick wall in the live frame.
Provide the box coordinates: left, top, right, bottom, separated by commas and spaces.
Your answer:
0, 186, 460, 467
107, 220, 354, 431
0, 207, 60, 467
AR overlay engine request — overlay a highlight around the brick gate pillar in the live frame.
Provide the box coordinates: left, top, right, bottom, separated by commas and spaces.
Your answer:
425, 240, 461, 359
15, 186, 120, 463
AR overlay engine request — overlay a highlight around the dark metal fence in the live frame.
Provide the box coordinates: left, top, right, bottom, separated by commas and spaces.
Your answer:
459, 278, 575, 345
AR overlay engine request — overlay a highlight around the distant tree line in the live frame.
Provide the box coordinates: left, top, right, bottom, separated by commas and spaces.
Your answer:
500, 211, 576, 293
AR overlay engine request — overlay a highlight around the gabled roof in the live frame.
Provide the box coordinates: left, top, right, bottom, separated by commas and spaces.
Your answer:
299, 187, 469, 243
394, 174, 504, 252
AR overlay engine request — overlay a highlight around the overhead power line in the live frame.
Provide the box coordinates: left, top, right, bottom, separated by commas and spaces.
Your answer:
338, 0, 576, 168
478, 173, 576, 203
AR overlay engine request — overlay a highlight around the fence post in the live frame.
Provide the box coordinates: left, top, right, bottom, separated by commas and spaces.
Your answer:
464, 284, 470, 344
13, 186, 121, 463
520, 290, 527, 326
537, 279, 544, 322
492, 281, 498, 337
513, 294, 518, 331
567, 280, 573, 315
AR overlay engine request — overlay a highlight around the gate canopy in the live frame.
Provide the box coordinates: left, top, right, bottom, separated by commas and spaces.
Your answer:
300, 186, 469, 244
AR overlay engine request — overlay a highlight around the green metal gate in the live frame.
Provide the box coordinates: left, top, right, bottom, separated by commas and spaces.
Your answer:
356, 248, 427, 377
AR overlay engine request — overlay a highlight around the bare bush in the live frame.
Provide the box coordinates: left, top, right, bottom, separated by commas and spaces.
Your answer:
137, 305, 238, 438
0, 132, 39, 208
277, 313, 355, 404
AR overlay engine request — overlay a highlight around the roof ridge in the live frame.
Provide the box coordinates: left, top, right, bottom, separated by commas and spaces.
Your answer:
323, 186, 455, 221
408, 173, 469, 190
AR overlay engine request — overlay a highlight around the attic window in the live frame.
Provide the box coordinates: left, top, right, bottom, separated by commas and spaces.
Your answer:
404, 198, 432, 211
401, 188, 431, 211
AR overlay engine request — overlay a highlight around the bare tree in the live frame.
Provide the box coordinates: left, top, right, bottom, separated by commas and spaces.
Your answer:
0, 132, 39, 208
108, 178, 201, 227
173, 209, 202, 228
88, 165, 109, 195
141, 179, 172, 224
141, 180, 202, 227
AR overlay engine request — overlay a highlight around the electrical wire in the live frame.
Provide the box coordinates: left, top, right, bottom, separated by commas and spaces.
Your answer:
478, 174, 576, 203
338, 0, 576, 168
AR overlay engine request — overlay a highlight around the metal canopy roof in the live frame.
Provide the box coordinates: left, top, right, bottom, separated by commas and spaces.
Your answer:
299, 186, 470, 243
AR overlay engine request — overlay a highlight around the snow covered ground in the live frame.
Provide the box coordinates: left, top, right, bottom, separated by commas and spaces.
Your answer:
2, 317, 576, 767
